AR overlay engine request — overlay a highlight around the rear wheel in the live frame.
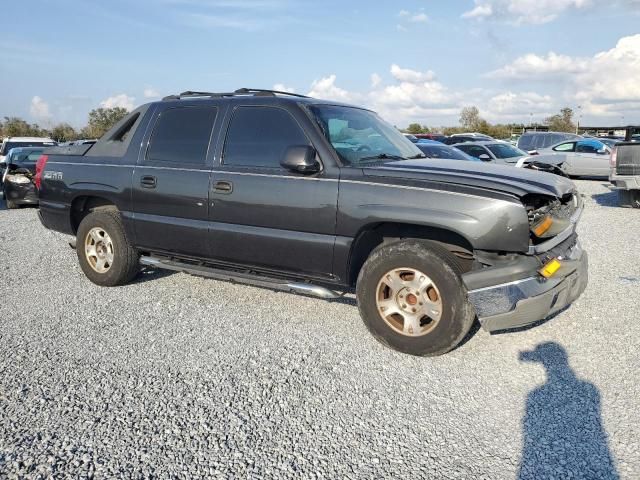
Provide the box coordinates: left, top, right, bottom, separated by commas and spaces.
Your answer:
356, 240, 475, 356
76, 210, 139, 286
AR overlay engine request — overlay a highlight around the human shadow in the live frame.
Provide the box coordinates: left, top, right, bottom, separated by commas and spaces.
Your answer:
517, 342, 618, 479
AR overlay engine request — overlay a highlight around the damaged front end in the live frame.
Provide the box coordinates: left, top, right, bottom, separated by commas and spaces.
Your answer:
3, 169, 38, 206
462, 190, 588, 332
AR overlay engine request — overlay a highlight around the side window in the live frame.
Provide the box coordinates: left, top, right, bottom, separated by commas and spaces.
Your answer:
458, 145, 488, 158
553, 142, 576, 152
223, 106, 310, 168
147, 106, 217, 165
576, 141, 599, 153
518, 135, 532, 151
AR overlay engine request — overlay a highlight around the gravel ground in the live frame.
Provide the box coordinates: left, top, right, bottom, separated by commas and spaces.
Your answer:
0, 180, 638, 479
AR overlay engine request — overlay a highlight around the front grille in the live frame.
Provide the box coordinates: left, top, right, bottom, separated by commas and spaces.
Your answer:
616, 144, 640, 175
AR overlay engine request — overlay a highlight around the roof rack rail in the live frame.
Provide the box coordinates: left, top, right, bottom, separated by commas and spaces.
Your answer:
162, 88, 309, 101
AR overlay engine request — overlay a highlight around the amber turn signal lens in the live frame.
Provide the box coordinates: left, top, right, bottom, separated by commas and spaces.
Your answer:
539, 258, 562, 278
532, 215, 553, 237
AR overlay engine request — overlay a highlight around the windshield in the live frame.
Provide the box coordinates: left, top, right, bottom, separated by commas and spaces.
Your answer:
417, 144, 479, 161
486, 143, 527, 159
308, 105, 423, 166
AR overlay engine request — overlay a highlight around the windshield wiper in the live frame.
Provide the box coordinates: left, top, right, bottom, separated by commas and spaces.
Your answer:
407, 153, 427, 159
359, 153, 406, 162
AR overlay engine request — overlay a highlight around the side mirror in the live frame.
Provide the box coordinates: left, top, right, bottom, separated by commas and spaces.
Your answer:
478, 153, 492, 161
280, 145, 320, 174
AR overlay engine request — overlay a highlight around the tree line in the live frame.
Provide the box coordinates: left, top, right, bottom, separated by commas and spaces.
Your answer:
0, 107, 130, 142
404, 106, 577, 137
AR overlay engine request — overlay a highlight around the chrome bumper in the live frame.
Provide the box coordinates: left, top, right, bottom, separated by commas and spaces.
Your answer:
467, 242, 588, 332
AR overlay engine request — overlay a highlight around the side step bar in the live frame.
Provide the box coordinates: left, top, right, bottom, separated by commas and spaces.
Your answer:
139, 256, 341, 299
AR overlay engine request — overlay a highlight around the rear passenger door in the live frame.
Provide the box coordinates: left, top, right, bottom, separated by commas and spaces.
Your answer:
207, 104, 339, 280
132, 104, 219, 257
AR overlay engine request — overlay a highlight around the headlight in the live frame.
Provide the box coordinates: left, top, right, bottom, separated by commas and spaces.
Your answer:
530, 214, 570, 238
6, 175, 32, 184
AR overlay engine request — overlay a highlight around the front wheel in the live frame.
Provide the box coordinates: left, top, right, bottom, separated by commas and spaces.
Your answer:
356, 240, 475, 356
6, 200, 18, 209
76, 209, 140, 286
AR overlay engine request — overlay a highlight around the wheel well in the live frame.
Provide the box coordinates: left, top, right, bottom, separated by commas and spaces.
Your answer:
70, 196, 118, 234
347, 223, 475, 286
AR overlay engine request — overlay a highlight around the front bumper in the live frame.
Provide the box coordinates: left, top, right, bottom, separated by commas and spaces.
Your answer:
466, 241, 588, 332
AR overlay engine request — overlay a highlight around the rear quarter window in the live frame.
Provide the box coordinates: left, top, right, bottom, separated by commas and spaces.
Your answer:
147, 106, 217, 166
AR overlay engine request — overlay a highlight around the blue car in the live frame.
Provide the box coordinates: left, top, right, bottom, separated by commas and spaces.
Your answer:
415, 139, 481, 162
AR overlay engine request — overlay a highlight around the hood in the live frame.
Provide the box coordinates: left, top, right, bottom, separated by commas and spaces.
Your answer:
362, 159, 576, 198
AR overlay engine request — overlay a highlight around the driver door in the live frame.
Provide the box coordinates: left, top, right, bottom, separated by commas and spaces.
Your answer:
208, 104, 339, 280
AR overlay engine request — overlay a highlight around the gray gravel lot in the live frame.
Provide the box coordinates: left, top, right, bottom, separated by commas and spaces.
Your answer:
1, 180, 638, 479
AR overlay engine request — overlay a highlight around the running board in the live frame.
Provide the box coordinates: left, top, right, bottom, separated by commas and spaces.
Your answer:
139, 256, 341, 299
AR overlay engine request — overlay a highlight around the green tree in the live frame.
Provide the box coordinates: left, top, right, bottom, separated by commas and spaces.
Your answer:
545, 107, 576, 133
85, 107, 129, 138
2, 117, 45, 137
405, 123, 430, 134
50, 123, 79, 142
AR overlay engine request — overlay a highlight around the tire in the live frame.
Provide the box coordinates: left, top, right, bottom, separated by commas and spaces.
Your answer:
6, 200, 18, 209
356, 239, 475, 356
76, 209, 139, 286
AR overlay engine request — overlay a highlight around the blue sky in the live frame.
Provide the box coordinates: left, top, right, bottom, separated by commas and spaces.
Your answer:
2, 0, 640, 128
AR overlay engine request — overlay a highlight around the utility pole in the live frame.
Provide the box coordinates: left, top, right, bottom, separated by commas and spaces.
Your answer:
576, 105, 582, 135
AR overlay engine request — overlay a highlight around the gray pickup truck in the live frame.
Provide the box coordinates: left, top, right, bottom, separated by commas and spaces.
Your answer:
610, 141, 640, 208
36, 88, 588, 356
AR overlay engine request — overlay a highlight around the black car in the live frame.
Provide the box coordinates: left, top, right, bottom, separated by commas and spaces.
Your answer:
2, 147, 44, 208
36, 88, 588, 356
415, 140, 480, 161
442, 134, 493, 145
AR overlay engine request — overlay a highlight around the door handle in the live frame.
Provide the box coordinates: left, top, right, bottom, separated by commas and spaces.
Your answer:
140, 175, 157, 188
214, 180, 233, 194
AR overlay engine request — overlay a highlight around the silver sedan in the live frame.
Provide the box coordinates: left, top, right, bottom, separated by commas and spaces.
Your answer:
537, 139, 611, 177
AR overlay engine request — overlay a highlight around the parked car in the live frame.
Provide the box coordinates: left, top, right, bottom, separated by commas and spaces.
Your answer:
442, 133, 493, 145
0, 136, 55, 164
537, 139, 611, 177
451, 141, 566, 175
415, 140, 480, 162
609, 143, 640, 207
596, 138, 623, 149
415, 133, 447, 143
1, 147, 44, 208
517, 131, 581, 154
36, 88, 588, 356
402, 133, 419, 143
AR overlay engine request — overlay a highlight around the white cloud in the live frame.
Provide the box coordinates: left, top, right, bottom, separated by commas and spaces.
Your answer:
100, 94, 135, 110
390, 64, 436, 83
462, 0, 592, 24
486, 52, 589, 78
143, 88, 160, 98
486, 34, 640, 118
30, 96, 52, 121
370, 73, 382, 88
484, 91, 554, 120
462, 3, 493, 18
397, 9, 429, 25
307, 75, 353, 102
409, 13, 429, 23
273, 83, 295, 93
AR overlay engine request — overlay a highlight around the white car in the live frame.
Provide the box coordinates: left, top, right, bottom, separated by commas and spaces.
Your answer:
0, 136, 56, 164
537, 139, 611, 177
